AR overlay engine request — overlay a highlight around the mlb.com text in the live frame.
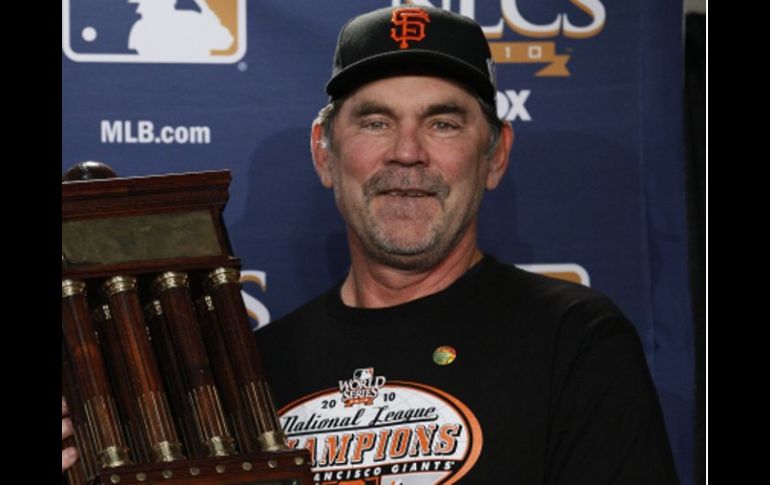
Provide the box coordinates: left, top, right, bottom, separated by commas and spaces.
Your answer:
101, 120, 211, 145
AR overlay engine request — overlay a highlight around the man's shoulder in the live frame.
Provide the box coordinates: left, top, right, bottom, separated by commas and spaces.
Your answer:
488, 257, 619, 315
484, 257, 636, 341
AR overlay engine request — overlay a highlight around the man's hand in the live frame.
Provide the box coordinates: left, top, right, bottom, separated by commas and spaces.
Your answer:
62, 397, 79, 472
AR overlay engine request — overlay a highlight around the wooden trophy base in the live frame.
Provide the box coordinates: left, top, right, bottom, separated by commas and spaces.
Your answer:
91, 449, 313, 485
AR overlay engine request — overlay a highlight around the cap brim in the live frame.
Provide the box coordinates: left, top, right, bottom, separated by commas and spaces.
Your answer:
325, 49, 495, 104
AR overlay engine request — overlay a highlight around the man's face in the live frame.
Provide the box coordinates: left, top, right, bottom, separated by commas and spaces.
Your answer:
314, 75, 508, 270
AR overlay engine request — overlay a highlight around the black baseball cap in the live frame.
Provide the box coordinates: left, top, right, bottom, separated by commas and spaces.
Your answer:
326, 6, 497, 108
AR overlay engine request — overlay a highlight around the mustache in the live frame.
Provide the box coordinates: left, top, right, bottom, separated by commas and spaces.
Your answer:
362, 167, 450, 200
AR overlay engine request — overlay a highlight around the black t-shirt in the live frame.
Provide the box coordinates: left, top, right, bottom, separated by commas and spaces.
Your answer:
255, 255, 679, 484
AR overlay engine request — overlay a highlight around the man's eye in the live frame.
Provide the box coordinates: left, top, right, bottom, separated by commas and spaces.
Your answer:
433, 120, 459, 131
362, 120, 388, 130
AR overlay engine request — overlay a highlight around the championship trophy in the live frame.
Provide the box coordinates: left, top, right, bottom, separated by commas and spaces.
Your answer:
62, 162, 312, 484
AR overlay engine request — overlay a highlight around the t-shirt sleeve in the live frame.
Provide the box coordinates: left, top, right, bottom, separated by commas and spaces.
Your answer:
544, 304, 680, 485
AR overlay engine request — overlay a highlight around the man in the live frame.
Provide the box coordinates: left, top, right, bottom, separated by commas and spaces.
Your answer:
64, 6, 679, 484
254, 6, 680, 485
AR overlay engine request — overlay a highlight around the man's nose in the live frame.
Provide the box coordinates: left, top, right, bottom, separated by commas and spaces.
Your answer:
389, 123, 427, 166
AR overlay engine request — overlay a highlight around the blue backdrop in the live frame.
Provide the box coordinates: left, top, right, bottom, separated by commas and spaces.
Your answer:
62, 1, 694, 483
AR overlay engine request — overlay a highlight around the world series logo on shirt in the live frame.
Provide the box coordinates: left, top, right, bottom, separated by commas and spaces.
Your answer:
339, 368, 387, 407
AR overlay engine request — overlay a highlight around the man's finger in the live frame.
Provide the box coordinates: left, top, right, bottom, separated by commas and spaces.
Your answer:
62, 417, 74, 440
62, 446, 78, 472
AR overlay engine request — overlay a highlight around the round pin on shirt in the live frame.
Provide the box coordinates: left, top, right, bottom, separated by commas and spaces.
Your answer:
433, 345, 457, 365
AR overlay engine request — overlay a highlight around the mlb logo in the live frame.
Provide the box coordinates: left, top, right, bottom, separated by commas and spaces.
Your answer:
62, 0, 246, 63
353, 368, 374, 381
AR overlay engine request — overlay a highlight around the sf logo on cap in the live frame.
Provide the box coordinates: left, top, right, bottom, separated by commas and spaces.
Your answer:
390, 8, 430, 49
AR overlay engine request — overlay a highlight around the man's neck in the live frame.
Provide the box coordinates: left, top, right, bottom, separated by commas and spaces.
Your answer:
340, 231, 483, 308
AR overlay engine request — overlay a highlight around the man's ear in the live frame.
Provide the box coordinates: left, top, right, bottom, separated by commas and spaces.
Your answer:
485, 122, 514, 190
311, 122, 334, 188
